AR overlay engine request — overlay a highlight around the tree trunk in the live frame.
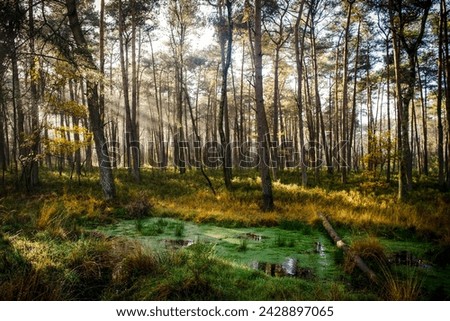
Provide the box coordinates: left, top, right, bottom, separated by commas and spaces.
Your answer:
389, 0, 431, 200
0, 87, 6, 183
131, 0, 140, 180
294, 1, 307, 187
252, 0, 273, 211
183, 86, 216, 195
28, 0, 39, 187
385, 33, 392, 183
272, 47, 280, 180
65, 0, 116, 200
218, 0, 233, 190
349, 20, 361, 177
341, 0, 354, 184
437, 0, 445, 187
416, 62, 428, 176
317, 212, 378, 284
443, 0, 450, 187
118, 0, 140, 182
149, 37, 166, 169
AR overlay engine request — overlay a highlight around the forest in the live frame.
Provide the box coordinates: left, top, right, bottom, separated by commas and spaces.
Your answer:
0, 0, 450, 301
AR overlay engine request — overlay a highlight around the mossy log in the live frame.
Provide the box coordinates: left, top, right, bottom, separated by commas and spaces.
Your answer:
317, 212, 378, 284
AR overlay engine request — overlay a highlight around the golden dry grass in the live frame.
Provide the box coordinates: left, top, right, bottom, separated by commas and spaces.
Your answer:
147, 174, 449, 242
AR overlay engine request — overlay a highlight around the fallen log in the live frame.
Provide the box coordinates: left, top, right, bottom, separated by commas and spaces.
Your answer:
317, 212, 378, 284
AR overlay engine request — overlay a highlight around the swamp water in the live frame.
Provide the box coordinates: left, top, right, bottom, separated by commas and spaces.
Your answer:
97, 217, 338, 280
96, 217, 450, 298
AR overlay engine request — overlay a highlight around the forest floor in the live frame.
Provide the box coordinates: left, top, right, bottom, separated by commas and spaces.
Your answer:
1, 168, 450, 300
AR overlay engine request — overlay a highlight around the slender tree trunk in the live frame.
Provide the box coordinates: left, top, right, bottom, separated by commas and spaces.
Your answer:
12, 50, 25, 159
131, 0, 140, 180
341, 0, 354, 184
118, 0, 140, 182
69, 81, 82, 183
272, 47, 280, 179
399, 52, 415, 191
218, 0, 233, 189
168, 2, 187, 174
28, 0, 39, 187
65, 0, 116, 199
443, 0, 450, 187
294, 0, 307, 187
99, 0, 105, 122
149, 37, 166, 169
386, 34, 392, 183
183, 86, 216, 195
417, 65, 428, 176
333, 39, 342, 173
437, 0, 445, 187
252, 0, 273, 211
0, 87, 6, 183
310, 19, 324, 182
389, 0, 431, 200
412, 98, 421, 175
349, 20, 361, 177
392, 31, 407, 200
239, 40, 246, 165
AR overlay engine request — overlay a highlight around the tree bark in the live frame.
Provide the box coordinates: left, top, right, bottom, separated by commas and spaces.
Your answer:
294, 0, 307, 187
317, 212, 378, 284
341, 0, 354, 184
28, 0, 39, 187
437, 0, 445, 187
442, 0, 450, 187
252, 0, 274, 211
118, 0, 140, 182
217, 0, 233, 190
65, 0, 116, 200
389, 0, 431, 200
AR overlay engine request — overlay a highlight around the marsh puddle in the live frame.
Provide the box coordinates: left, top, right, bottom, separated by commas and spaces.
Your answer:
95, 217, 450, 298
163, 239, 195, 249
251, 258, 315, 279
96, 217, 339, 281
237, 233, 265, 241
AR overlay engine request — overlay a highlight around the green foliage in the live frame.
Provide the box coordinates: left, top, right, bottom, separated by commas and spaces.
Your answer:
136, 218, 168, 236
1, 168, 449, 300
273, 234, 295, 248
125, 192, 153, 219
237, 239, 248, 252
174, 222, 185, 237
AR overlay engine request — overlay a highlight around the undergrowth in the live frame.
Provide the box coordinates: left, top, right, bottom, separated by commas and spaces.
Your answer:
0, 168, 449, 300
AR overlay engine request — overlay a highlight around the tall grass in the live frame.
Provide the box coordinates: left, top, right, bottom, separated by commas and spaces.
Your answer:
380, 265, 423, 300
343, 236, 423, 300
1, 168, 447, 300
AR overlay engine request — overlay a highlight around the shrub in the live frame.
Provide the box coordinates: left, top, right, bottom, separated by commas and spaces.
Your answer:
125, 193, 153, 219
380, 266, 422, 300
0, 234, 65, 300
344, 237, 387, 274
237, 239, 248, 252
36, 201, 80, 240
174, 222, 185, 237
65, 239, 119, 299
112, 244, 161, 285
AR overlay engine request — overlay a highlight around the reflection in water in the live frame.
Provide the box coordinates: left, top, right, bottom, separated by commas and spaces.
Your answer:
250, 258, 315, 279
282, 257, 297, 276
237, 233, 264, 241
315, 241, 325, 257
162, 239, 195, 249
